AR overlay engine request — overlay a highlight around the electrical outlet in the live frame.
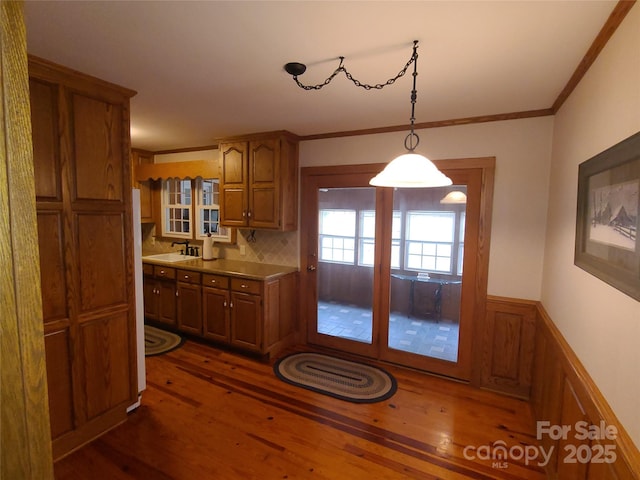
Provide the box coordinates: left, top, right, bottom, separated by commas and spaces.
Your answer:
239, 245, 246, 256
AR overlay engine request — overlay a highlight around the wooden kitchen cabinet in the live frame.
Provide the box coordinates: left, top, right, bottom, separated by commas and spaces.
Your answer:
143, 264, 177, 327
177, 269, 202, 335
202, 274, 231, 342
230, 278, 262, 352
219, 131, 298, 231
131, 148, 155, 223
29, 56, 137, 460
143, 262, 298, 358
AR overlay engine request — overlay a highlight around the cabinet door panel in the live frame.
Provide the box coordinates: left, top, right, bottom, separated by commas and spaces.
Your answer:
249, 140, 279, 228
77, 212, 127, 312
131, 150, 154, 221
71, 93, 123, 202
221, 144, 246, 185
37, 211, 68, 322
251, 140, 278, 184
29, 78, 61, 201
143, 278, 158, 320
44, 328, 74, 439
80, 313, 131, 420
222, 188, 246, 225
250, 188, 277, 227
231, 292, 261, 351
158, 280, 177, 325
203, 287, 229, 342
177, 283, 202, 335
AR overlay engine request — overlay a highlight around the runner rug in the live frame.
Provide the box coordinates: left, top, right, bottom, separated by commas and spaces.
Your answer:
144, 325, 184, 357
273, 352, 397, 403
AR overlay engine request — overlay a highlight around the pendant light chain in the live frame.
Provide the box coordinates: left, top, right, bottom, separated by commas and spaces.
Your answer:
405, 40, 420, 152
292, 41, 419, 91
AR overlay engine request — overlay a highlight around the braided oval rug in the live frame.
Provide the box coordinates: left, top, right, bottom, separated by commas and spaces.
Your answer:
273, 352, 397, 403
144, 325, 184, 357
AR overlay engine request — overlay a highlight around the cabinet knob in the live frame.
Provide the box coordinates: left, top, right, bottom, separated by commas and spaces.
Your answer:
223, 301, 227, 307
184, 275, 189, 280
247, 210, 252, 218
241, 284, 248, 289
176, 290, 179, 297
159, 270, 165, 275
210, 279, 216, 284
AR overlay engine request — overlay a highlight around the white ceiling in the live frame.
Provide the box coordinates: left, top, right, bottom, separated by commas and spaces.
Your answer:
24, 1, 618, 152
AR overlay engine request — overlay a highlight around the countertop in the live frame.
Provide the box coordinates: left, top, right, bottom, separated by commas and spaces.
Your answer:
142, 255, 298, 281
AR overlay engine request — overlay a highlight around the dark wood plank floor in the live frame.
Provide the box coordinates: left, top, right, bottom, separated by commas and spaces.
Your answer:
54, 340, 547, 479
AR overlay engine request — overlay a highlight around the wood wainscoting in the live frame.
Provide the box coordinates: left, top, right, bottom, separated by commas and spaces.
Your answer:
482, 296, 640, 479
531, 305, 640, 480
481, 296, 537, 398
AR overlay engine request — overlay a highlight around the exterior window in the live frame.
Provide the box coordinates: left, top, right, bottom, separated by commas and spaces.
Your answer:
405, 211, 455, 273
358, 210, 375, 266
161, 177, 234, 242
162, 178, 192, 238
458, 213, 466, 275
359, 210, 401, 268
319, 209, 355, 264
196, 178, 233, 242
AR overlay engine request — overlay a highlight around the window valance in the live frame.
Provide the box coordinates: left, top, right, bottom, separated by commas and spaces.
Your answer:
135, 160, 218, 181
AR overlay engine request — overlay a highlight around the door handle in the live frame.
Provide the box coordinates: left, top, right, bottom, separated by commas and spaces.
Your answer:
307, 265, 317, 271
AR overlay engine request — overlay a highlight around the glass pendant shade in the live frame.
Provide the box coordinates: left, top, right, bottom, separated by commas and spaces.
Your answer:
440, 190, 467, 204
369, 152, 453, 188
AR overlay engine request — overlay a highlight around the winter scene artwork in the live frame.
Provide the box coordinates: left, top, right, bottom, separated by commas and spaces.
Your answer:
588, 179, 639, 252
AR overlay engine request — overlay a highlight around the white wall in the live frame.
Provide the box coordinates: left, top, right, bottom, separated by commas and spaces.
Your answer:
300, 116, 553, 300
542, 5, 640, 448
154, 149, 217, 163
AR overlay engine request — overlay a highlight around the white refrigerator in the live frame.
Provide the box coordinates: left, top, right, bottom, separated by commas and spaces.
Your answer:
128, 188, 146, 411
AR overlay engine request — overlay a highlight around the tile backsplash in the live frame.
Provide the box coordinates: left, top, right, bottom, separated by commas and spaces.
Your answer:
142, 224, 299, 268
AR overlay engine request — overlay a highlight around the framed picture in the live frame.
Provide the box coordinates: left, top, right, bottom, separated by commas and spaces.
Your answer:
575, 131, 640, 301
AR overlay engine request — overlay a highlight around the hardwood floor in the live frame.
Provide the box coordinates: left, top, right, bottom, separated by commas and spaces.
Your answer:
54, 340, 546, 479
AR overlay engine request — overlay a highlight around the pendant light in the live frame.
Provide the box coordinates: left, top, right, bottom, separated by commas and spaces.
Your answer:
370, 42, 452, 188
284, 40, 451, 188
440, 191, 467, 204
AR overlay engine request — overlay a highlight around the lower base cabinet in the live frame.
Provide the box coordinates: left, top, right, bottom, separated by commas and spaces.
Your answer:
145, 263, 298, 358
143, 264, 177, 326
203, 274, 231, 342
177, 269, 202, 335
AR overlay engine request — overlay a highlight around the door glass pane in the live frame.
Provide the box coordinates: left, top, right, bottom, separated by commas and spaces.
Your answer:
317, 187, 375, 344
388, 186, 466, 362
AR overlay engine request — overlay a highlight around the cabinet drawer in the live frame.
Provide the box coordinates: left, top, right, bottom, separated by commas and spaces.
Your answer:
177, 269, 201, 284
153, 266, 176, 279
143, 263, 154, 276
202, 274, 229, 289
231, 278, 261, 295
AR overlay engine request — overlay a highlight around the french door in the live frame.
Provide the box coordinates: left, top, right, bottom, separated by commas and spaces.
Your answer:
300, 160, 493, 381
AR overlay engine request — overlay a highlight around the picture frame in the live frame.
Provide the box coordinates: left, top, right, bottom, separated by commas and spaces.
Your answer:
574, 131, 640, 301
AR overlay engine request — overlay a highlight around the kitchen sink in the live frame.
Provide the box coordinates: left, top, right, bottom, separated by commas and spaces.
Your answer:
142, 252, 200, 263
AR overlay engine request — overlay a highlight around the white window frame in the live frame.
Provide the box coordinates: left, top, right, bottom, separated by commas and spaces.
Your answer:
195, 178, 233, 243
457, 212, 466, 275
358, 210, 402, 268
319, 209, 356, 264
405, 210, 456, 274
161, 178, 192, 239
161, 177, 234, 243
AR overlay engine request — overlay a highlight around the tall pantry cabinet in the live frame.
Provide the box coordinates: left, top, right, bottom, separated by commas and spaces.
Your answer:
29, 56, 138, 460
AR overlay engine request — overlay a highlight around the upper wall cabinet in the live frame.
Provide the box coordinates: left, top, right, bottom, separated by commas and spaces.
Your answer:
219, 131, 298, 231
131, 149, 155, 222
